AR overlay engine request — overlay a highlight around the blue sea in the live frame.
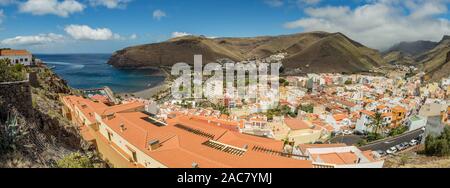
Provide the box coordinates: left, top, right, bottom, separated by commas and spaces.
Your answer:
35, 54, 165, 93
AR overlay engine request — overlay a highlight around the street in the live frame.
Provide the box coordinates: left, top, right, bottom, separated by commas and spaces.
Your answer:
359, 129, 424, 151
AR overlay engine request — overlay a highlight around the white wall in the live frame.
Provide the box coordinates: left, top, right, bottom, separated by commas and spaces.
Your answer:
0, 55, 32, 66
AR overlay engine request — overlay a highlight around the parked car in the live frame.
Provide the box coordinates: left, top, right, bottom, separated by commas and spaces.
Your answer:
343, 130, 353, 135
402, 142, 410, 148
387, 147, 397, 154
410, 139, 418, 146
395, 144, 406, 151
376, 150, 387, 157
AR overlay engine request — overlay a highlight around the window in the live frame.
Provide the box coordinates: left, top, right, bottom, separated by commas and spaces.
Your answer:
107, 131, 113, 141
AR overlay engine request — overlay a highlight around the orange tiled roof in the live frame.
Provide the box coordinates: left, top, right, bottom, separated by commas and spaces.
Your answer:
284, 118, 312, 130
0, 49, 31, 56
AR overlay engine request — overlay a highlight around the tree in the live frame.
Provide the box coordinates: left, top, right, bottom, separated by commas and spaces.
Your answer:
299, 104, 314, 113
424, 127, 450, 157
56, 152, 95, 168
389, 125, 408, 137
344, 80, 353, 85
369, 112, 384, 135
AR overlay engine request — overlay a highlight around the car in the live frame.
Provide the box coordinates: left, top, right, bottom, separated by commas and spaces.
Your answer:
386, 147, 398, 154
410, 139, 419, 146
343, 130, 353, 135
376, 150, 387, 156
395, 144, 407, 151
401, 142, 410, 148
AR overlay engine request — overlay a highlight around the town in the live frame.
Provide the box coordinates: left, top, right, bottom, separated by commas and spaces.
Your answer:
53, 52, 449, 168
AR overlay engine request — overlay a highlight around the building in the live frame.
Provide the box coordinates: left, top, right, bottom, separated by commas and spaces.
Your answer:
406, 115, 427, 131
0, 49, 33, 66
61, 95, 314, 168
294, 144, 384, 168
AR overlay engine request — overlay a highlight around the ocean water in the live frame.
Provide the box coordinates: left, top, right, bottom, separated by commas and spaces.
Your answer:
35, 54, 165, 93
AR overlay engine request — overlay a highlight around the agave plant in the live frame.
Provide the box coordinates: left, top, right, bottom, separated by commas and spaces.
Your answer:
0, 112, 24, 153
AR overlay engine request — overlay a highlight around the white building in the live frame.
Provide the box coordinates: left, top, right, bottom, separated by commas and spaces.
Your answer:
406, 115, 428, 131
0, 49, 33, 66
294, 144, 384, 168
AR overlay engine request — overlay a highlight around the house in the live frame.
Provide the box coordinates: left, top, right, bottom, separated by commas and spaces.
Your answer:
406, 115, 427, 131
355, 110, 392, 133
283, 118, 323, 144
294, 144, 384, 168
0, 49, 33, 66
391, 106, 407, 127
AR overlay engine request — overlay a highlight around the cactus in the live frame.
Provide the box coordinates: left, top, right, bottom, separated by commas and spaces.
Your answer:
0, 112, 23, 153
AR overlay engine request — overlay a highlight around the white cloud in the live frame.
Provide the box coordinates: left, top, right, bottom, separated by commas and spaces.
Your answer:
171, 31, 192, 38
89, 0, 131, 9
284, 0, 450, 50
153, 9, 166, 20
129, 33, 137, 40
0, 33, 64, 46
19, 0, 85, 17
265, 0, 284, 7
64, 24, 121, 40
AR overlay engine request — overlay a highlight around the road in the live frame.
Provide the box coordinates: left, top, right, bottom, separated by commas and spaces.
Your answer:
329, 135, 364, 146
359, 129, 424, 151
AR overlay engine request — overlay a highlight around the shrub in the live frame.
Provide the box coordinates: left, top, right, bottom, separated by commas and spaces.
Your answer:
0, 59, 26, 82
424, 127, 450, 157
56, 152, 95, 168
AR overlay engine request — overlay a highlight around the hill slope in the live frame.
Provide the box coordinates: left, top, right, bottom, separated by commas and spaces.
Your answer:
417, 36, 450, 81
108, 32, 386, 73
385, 41, 438, 56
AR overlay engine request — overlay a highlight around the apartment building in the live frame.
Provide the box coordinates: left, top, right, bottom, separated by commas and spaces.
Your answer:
61, 95, 314, 168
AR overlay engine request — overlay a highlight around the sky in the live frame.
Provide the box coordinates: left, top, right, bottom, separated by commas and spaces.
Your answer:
0, 0, 449, 53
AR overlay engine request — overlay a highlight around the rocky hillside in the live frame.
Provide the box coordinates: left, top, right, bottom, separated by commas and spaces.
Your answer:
108, 32, 386, 73
385, 41, 438, 56
417, 36, 450, 81
383, 36, 449, 81
0, 65, 106, 168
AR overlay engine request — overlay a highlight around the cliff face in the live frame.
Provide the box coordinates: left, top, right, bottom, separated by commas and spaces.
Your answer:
0, 66, 104, 168
418, 36, 450, 81
108, 32, 386, 73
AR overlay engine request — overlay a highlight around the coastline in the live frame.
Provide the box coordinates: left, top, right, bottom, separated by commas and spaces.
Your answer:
120, 67, 172, 99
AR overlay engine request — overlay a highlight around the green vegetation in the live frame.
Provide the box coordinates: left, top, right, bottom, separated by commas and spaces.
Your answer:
368, 112, 385, 135
279, 78, 289, 87
389, 125, 409, 137
0, 59, 27, 82
265, 105, 295, 120
0, 113, 25, 154
424, 127, 450, 157
299, 104, 314, 113
56, 152, 95, 168
366, 132, 385, 142
344, 80, 353, 85
357, 139, 368, 147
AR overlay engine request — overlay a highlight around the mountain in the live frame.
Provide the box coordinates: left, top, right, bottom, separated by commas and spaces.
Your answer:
108, 32, 386, 73
385, 41, 438, 56
383, 51, 416, 65
417, 36, 450, 81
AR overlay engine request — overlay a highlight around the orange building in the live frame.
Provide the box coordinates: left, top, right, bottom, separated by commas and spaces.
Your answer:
61, 95, 313, 168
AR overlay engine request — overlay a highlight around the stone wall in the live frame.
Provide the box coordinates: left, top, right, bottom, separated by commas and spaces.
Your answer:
0, 76, 33, 119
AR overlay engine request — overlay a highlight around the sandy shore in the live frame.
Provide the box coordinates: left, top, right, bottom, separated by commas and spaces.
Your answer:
119, 67, 172, 99
132, 81, 170, 99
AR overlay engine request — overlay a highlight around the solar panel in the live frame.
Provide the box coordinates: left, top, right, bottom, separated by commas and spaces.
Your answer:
202, 140, 246, 156
174, 124, 215, 139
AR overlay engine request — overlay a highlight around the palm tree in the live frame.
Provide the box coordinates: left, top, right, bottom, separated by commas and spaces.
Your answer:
369, 112, 384, 135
